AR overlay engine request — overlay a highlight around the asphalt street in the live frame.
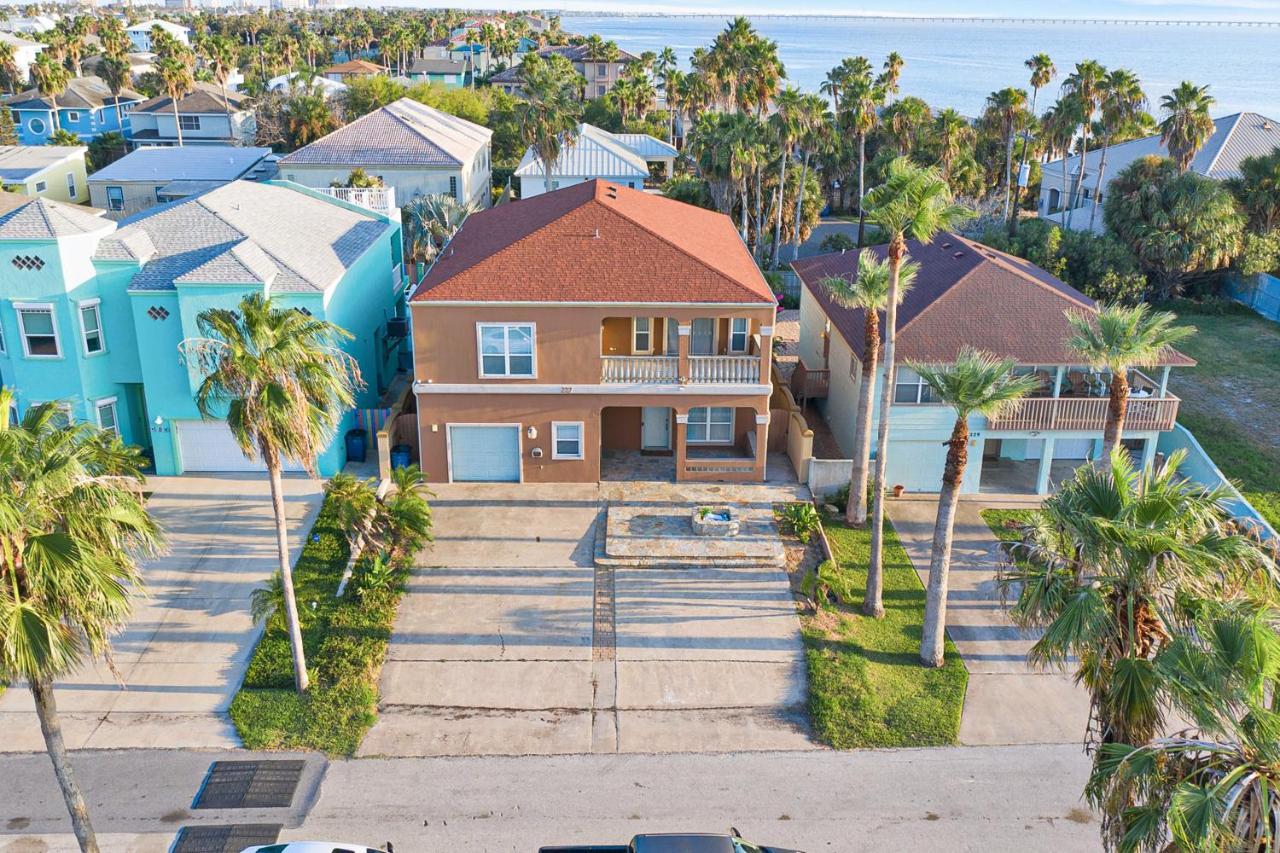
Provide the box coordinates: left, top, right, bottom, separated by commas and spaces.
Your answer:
0, 745, 1100, 852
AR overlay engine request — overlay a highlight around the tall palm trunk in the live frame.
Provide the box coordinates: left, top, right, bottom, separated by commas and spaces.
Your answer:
31, 677, 100, 853
1002, 127, 1015, 221
1009, 88, 1040, 238
772, 146, 788, 269
1087, 138, 1111, 233
220, 78, 232, 130
542, 148, 553, 195
855, 133, 867, 246
49, 95, 60, 133
790, 150, 809, 261
739, 177, 749, 243
171, 96, 184, 146
846, 310, 879, 526
865, 237, 905, 619
1058, 140, 1069, 226
920, 416, 968, 667
1066, 127, 1089, 229
1102, 369, 1129, 460
753, 164, 764, 263
265, 452, 309, 692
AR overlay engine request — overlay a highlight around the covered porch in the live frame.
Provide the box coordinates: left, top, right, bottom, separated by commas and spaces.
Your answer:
600, 403, 772, 483
978, 435, 1156, 496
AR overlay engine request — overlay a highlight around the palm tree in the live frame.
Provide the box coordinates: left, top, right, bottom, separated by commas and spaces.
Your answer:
1230, 147, 1280, 234
768, 86, 804, 268
912, 350, 1038, 667
1066, 303, 1194, 460
179, 294, 362, 693
882, 96, 931, 156
402, 192, 476, 274
30, 53, 69, 134
878, 51, 904, 103
1010, 53, 1056, 236
1000, 450, 1273, 752
861, 158, 973, 618
822, 250, 917, 527
1089, 68, 1147, 232
283, 89, 337, 149
1159, 81, 1216, 173
1041, 97, 1081, 219
984, 87, 1029, 223
932, 108, 973, 185
789, 93, 829, 261
200, 36, 239, 128
157, 54, 194, 147
0, 390, 163, 853
516, 53, 583, 195
97, 54, 131, 144
0, 38, 18, 94
1061, 59, 1107, 227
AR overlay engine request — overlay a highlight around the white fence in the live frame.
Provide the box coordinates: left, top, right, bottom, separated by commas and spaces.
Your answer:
321, 185, 398, 215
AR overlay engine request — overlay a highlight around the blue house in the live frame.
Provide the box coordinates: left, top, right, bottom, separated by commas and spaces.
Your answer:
3, 76, 144, 145
0, 181, 407, 476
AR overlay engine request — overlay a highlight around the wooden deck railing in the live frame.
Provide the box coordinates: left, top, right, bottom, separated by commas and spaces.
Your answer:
790, 361, 830, 403
986, 394, 1180, 432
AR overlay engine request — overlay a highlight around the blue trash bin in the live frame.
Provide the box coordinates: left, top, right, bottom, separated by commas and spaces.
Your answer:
345, 429, 367, 463
390, 444, 411, 470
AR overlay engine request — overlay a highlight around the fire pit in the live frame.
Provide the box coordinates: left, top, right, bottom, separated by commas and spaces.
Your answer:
692, 505, 740, 537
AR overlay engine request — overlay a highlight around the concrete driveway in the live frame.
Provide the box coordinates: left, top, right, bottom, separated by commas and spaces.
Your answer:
885, 496, 1091, 746
0, 473, 325, 751
361, 482, 813, 756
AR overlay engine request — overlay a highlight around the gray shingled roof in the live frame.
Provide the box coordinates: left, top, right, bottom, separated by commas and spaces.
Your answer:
406, 56, 466, 75
96, 181, 390, 293
279, 97, 490, 168
134, 82, 247, 115
0, 198, 111, 240
4, 76, 144, 111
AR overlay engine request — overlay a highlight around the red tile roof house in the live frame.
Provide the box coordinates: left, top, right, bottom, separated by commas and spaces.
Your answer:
790, 233, 1195, 496
409, 179, 779, 483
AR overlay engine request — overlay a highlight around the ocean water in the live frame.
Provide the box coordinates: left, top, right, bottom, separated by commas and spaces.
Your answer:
561, 14, 1280, 119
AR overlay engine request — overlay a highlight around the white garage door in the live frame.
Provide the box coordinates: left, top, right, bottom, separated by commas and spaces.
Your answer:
448, 425, 521, 482
884, 440, 947, 493
175, 420, 304, 473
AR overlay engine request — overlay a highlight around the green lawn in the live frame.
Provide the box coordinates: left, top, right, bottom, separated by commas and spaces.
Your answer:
981, 509, 1037, 571
229, 497, 407, 755
801, 521, 968, 748
1167, 305, 1280, 530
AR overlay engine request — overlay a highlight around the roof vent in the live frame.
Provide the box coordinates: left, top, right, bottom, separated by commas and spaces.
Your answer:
593, 228, 600, 239
940, 242, 952, 249
953, 251, 965, 259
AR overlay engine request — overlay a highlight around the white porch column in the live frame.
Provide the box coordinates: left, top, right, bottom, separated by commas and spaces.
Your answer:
1053, 366, 1065, 398
1159, 365, 1171, 397
1141, 435, 1158, 472
1036, 436, 1057, 495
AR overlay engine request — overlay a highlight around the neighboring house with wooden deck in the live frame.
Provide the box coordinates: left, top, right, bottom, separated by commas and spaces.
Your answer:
791, 233, 1195, 495
409, 179, 778, 483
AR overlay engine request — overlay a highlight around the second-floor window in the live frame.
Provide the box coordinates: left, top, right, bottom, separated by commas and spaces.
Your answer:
66, 111, 79, 122
478, 322, 534, 377
179, 115, 201, 131
106, 186, 124, 211
79, 300, 104, 355
449, 176, 459, 199
597, 63, 607, 75
894, 366, 936, 404
66, 172, 76, 197
15, 304, 60, 358
632, 317, 652, 354
34, 179, 47, 192
728, 317, 749, 353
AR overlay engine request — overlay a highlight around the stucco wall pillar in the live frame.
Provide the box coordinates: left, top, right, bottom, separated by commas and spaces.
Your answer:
758, 323, 774, 383
754, 412, 769, 480
674, 410, 689, 481
677, 323, 691, 384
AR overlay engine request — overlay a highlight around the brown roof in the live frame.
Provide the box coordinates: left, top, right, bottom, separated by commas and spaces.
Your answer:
411, 180, 777, 305
791, 233, 1196, 367
323, 59, 387, 75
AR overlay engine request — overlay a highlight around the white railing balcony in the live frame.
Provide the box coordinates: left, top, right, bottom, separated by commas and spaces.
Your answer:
322, 186, 397, 215
986, 394, 1180, 432
601, 355, 679, 383
688, 355, 761, 384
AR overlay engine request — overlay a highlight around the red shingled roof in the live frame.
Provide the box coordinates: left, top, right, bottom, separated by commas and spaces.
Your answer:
791, 233, 1195, 367
411, 180, 777, 304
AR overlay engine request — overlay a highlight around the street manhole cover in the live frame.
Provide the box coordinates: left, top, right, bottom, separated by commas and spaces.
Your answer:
172, 823, 282, 853
193, 760, 305, 809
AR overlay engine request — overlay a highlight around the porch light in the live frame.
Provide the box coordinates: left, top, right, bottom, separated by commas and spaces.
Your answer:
526, 426, 537, 439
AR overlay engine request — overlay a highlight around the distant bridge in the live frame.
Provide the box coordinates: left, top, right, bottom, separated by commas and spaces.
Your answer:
569, 13, 1280, 28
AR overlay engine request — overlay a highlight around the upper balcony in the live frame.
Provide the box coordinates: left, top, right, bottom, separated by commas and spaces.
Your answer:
984, 367, 1179, 432
320, 186, 398, 217
597, 315, 770, 386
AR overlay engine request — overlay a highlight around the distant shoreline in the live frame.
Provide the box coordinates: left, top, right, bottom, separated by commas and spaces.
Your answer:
556, 12, 1280, 26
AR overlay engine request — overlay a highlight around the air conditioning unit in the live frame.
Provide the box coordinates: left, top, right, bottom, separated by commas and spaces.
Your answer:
386, 317, 408, 339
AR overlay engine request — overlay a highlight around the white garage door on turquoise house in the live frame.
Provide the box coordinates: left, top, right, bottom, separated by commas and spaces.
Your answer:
175, 420, 304, 473
448, 425, 522, 482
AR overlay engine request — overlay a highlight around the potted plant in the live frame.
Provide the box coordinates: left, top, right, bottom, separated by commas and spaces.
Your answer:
892, 484, 906, 498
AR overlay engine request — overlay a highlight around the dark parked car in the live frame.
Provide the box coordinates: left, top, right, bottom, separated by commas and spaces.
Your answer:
539, 831, 803, 853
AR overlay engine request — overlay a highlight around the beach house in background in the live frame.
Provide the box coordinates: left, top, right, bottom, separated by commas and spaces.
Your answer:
0, 181, 406, 476
409, 180, 777, 484
125, 19, 190, 53
403, 55, 468, 87
87, 145, 276, 218
1040, 111, 1280, 233
514, 123, 677, 198
127, 82, 255, 147
322, 58, 388, 82
264, 71, 347, 99
489, 43, 639, 98
0, 32, 43, 87
0, 145, 89, 204
790, 233, 1194, 496
278, 97, 492, 212
4, 76, 144, 145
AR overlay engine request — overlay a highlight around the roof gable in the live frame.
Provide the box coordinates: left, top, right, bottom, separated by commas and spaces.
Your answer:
514, 123, 649, 179
279, 97, 491, 168
0, 197, 111, 240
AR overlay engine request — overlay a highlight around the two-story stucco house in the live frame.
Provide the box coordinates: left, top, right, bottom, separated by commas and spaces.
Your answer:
790, 233, 1195, 496
0, 181, 406, 476
4, 76, 144, 145
127, 83, 255, 147
278, 97, 492, 209
489, 43, 639, 99
409, 179, 778, 483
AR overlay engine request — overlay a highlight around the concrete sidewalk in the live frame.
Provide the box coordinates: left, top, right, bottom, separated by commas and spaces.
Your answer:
886, 496, 1092, 746
0, 474, 325, 751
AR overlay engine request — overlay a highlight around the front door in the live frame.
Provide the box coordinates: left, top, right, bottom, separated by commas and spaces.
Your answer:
641, 407, 671, 450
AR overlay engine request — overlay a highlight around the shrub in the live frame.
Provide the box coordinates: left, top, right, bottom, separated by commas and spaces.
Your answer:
800, 559, 856, 606
781, 502, 821, 543
820, 232, 858, 253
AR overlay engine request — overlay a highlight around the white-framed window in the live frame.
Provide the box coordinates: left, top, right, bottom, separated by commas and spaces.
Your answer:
687, 406, 733, 444
631, 317, 652, 354
552, 421, 583, 459
15, 303, 61, 358
596, 84, 606, 97
477, 322, 535, 377
449, 176, 458, 199
34, 179, 47, 192
178, 114, 200, 131
78, 299, 105, 355
94, 396, 119, 435
597, 63, 607, 74
105, 185, 125, 211
728, 317, 749, 353
66, 110, 80, 122
28, 117, 46, 135
34, 400, 74, 426
66, 172, 77, 197
894, 366, 936, 404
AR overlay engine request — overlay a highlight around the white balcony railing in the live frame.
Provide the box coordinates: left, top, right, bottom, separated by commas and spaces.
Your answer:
689, 355, 761, 384
601, 355, 679, 383
322, 186, 397, 215
986, 394, 1180, 432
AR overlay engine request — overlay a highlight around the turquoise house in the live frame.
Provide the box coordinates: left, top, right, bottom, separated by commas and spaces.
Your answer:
4, 76, 144, 146
0, 181, 406, 476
